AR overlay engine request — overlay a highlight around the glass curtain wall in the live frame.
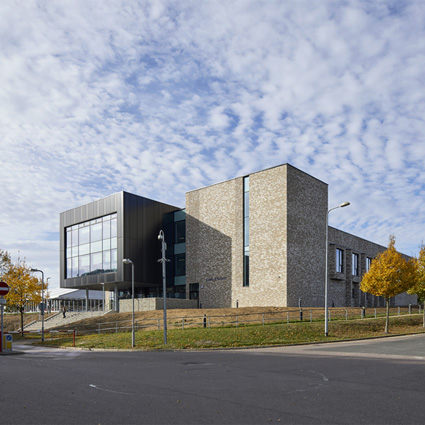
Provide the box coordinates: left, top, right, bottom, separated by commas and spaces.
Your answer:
66, 213, 117, 278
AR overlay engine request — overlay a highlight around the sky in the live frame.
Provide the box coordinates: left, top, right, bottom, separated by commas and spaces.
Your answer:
1, 0, 424, 289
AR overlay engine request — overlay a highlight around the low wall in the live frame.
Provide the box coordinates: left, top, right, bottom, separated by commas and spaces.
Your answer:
119, 298, 198, 312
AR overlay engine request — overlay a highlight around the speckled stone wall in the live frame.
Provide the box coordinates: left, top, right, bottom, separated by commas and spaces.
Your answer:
286, 166, 328, 307
186, 178, 242, 308
186, 164, 328, 308
237, 165, 288, 307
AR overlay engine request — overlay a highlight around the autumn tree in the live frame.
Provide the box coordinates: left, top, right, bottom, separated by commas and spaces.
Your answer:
0, 250, 46, 336
360, 236, 417, 333
407, 244, 425, 327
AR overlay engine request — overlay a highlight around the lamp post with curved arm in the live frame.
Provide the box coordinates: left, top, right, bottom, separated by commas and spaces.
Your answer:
325, 202, 350, 337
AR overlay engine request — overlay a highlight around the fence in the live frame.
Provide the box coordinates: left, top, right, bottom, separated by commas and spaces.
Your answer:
44, 305, 423, 337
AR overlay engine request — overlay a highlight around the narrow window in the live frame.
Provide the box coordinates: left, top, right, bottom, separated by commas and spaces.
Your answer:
352, 253, 359, 276
366, 257, 372, 273
336, 248, 343, 273
243, 176, 249, 287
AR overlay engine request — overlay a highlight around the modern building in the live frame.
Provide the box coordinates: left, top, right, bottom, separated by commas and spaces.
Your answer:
60, 164, 416, 311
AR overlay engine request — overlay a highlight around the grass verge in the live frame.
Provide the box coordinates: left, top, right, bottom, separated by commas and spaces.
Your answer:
35, 315, 425, 350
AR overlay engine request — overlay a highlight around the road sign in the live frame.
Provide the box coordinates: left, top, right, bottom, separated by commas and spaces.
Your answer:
39, 302, 45, 314
0, 281, 9, 296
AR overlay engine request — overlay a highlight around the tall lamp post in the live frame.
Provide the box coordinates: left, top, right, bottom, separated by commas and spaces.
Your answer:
122, 259, 135, 348
325, 202, 350, 337
30, 268, 44, 342
158, 230, 169, 345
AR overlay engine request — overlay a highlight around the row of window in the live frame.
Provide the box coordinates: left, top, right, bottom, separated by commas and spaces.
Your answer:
336, 248, 372, 276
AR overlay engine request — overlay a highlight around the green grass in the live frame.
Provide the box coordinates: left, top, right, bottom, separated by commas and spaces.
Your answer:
36, 314, 425, 350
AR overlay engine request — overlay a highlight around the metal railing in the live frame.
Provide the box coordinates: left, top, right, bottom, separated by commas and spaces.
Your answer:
41, 305, 422, 336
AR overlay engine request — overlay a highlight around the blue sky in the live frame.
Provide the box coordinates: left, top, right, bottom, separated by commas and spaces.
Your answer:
1, 0, 424, 289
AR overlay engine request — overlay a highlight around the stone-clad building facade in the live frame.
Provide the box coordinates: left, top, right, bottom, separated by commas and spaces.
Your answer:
186, 164, 329, 308
60, 163, 417, 310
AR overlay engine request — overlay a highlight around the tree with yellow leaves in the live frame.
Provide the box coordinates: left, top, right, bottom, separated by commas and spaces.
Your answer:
360, 236, 417, 333
407, 244, 425, 327
0, 250, 46, 336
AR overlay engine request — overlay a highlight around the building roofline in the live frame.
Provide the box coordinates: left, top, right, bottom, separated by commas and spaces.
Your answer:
60, 190, 181, 215
186, 163, 328, 194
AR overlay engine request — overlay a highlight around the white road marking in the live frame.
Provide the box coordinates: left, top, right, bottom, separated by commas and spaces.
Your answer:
89, 384, 134, 395
309, 370, 329, 382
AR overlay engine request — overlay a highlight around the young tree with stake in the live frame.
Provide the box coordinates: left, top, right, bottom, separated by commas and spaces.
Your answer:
361, 236, 417, 333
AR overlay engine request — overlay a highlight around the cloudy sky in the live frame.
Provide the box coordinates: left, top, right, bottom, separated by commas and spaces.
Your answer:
1, 0, 424, 289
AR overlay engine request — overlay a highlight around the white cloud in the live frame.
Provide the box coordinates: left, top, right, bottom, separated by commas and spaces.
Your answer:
0, 0, 424, 287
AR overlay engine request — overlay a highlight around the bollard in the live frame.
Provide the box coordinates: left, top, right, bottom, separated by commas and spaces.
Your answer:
203, 314, 207, 328
299, 308, 303, 322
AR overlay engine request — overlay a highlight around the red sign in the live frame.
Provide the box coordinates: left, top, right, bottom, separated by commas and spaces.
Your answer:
0, 281, 9, 296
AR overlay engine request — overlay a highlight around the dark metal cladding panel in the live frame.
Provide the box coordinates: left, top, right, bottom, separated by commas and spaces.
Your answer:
60, 191, 180, 292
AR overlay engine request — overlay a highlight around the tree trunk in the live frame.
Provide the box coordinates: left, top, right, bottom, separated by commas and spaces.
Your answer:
20, 307, 24, 337
385, 298, 390, 333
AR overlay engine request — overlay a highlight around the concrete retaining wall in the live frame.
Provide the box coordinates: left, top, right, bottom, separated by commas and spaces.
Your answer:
119, 298, 198, 312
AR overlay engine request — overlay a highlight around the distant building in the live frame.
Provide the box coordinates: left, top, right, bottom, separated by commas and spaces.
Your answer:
59, 164, 416, 311
46, 288, 104, 312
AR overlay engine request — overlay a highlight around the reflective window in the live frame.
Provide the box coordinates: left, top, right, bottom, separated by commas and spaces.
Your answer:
366, 257, 372, 273
79, 244, 89, 256
352, 253, 359, 276
175, 253, 186, 277
65, 213, 118, 278
91, 223, 102, 242
175, 220, 185, 243
79, 227, 90, 245
336, 248, 343, 273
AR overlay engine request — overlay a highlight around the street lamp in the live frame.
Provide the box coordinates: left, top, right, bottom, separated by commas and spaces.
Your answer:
158, 230, 169, 345
30, 268, 44, 342
325, 202, 350, 337
122, 259, 135, 348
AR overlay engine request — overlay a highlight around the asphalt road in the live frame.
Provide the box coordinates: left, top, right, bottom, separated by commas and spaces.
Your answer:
1, 334, 425, 425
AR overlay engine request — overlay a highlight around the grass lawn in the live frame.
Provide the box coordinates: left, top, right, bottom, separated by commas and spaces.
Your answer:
34, 314, 425, 350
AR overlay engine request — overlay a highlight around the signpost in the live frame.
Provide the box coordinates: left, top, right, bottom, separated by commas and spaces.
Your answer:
0, 281, 9, 353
